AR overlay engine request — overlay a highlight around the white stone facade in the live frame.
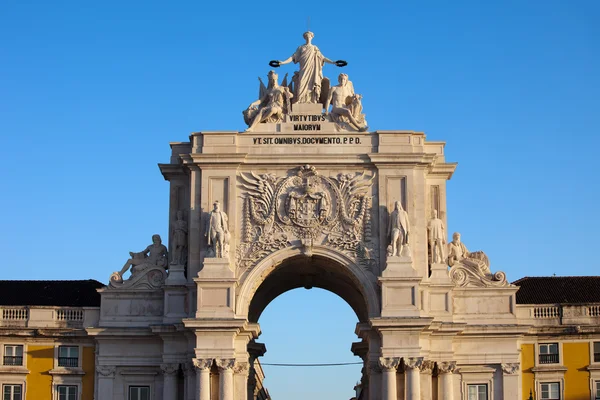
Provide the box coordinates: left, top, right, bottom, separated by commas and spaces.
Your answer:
84, 114, 530, 400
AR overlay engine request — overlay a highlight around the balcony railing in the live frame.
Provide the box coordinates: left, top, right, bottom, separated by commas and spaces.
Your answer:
55, 309, 84, 322
58, 357, 78, 367
2, 308, 28, 320
539, 354, 559, 364
3, 356, 23, 366
589, 306, 600, 317
533, 306, 560, 318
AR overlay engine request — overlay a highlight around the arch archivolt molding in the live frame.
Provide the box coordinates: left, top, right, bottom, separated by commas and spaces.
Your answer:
235, 245, 380, 320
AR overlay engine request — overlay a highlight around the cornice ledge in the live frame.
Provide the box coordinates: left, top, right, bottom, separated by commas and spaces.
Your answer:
368, 153, 436, 165
187, 153, 248, 165
158, 163, 188, 181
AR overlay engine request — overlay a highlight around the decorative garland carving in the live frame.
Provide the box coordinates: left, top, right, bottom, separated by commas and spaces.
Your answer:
237, 165, 376, 270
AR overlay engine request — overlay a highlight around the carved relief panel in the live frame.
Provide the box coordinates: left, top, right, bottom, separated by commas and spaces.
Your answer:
236, 165, 378, 272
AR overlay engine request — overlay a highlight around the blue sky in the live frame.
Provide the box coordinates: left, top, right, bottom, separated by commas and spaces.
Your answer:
1, 0, 598, 398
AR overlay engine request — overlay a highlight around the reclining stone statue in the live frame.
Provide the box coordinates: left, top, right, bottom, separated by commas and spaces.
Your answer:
112, 234, 168, 282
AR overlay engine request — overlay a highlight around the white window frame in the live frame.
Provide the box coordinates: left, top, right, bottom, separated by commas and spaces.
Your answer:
2, 345, 24, 367
538, 343, 560, 364
459, 366, 495, 400
535, 342, 563, 367
539, 381, 561, 399
56, 345, 79, 368
56, 385, 77, 400
467, 383, 488, 400
594, 380, 600, 400
593, 342, 600, 364
129, 385, 151, 400
2, 384, 23, 400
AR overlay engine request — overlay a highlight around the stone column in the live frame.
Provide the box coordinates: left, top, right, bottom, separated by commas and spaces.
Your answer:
96, 365, 116, 399
379, 357, 400, 400
368, 360, 382, 400
216, 359, 235, 400
437, 361, 456, 400
161, 363, 179, 400
501, 363, 520, 400
182, 362, 196, 400
193, 358, 213, 400
419, 360, 434, 400
233, 362, 249, 400
404, 357, 423, 400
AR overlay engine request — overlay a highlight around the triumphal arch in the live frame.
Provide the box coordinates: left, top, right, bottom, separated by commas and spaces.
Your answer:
90, 32, 524, 400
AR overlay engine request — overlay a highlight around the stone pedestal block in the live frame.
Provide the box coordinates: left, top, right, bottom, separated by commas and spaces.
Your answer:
166, 263, 187, 285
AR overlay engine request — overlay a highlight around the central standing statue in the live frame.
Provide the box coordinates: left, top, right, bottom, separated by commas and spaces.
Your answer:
275, 31, 344, 104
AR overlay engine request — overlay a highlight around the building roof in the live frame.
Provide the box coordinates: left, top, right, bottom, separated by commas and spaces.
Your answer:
0, 280, 104, 307
513, 276, 600, 305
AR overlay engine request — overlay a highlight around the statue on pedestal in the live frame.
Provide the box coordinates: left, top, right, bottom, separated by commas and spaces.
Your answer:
205, 201, 229, 258
428, 210, 446, 264
243, 70, 293, 131
115, 234, 168, 280
171, 210, 188, 265
387, 201, 410, 257
272, 31, 346, 104
325, 73, 368, 132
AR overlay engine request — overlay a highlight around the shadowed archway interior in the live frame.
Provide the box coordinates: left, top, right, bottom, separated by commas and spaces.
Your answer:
247, 255, 370, 323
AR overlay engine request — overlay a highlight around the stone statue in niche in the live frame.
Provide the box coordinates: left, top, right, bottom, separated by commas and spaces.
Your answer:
387, 201, 410, 257
205, 201, 230, 258
243, 70, 293, 131
170, 210, 188, 265
273, 31, 345, 104
447, 231, 509, 287
115, 234, 168, 280
325, 73, 368, 132
428, 210, 446, 264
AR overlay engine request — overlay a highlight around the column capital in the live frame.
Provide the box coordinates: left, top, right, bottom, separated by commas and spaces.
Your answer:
181, 361, 195, 376
420, 359, 435, 374
160, 363, 179, 376
96, 365, 116, 378
368, 360, 382, 374
437, 361, 457, 374
233, 361, 249, 375
500, 362, 520, 375
379, 357, 401, 372
216, 358, 236, 372
193, 358, 213, 371
404, 357, 423, 370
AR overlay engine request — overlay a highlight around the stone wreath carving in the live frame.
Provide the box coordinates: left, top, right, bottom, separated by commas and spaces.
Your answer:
237, 165, 376, 270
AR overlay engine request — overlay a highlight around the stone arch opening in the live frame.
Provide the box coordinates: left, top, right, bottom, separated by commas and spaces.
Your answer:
236, 247, 380, 323
249, 255, 369, 323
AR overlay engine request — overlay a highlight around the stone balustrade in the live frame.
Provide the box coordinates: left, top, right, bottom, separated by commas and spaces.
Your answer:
0, 306, 99, 328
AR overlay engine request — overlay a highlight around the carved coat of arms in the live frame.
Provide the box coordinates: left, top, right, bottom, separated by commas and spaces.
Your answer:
237, 165, 376, 270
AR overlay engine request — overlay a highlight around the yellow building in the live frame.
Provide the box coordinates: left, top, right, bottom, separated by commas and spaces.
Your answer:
515, 277, 600, 400
0, 280, 102, 400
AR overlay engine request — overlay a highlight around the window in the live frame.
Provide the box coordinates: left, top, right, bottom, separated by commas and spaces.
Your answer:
57, 346, 79, 367
467, 384, 488, 400
2, 384, 22, 400
57, 385, 77, 400
540, 382, 560, 400
595, 381, 600, 400
539, 343, 559, 364
129, 386, 150, 400
3, 345, 23, 366
594, 342, 600, 363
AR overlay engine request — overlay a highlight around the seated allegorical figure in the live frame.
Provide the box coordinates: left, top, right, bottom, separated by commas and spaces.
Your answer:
447, 231, 490, 274
116, 234, 168, 280
243, 70, 293, 131
324, 73, 368, 132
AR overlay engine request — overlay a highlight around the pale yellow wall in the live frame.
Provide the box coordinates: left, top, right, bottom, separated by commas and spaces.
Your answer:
563, 342, 590, 399
82, 346, 95, 400
521, 343, 535, 400
26, 345, 53, 400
